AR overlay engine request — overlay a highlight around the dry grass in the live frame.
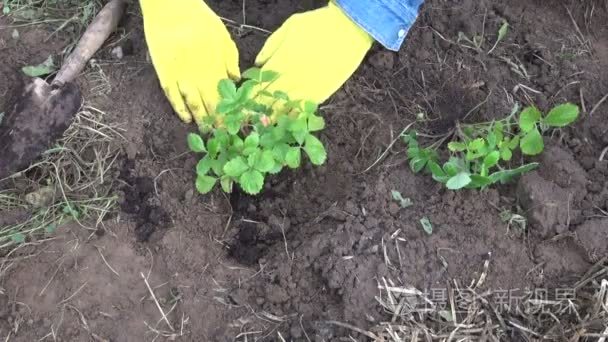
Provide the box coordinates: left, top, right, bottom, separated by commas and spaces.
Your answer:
0, 105, 124, 251
363, 259, 608, 341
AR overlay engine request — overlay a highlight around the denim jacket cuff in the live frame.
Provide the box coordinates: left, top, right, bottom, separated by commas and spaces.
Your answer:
334, 0, 424, 51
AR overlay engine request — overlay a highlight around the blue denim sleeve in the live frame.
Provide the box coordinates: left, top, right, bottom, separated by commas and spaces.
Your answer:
334, 0, 424, 51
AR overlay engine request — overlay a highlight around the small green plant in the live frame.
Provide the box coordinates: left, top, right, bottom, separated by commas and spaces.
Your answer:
488, 20, 509, 54
187, 68, 327, 195
458, 19, 509, 54
420, 217, 433, 235
391, 190, 412, 208
404, 103, 579, 190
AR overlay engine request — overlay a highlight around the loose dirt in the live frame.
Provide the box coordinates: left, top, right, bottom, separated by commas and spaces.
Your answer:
1, 0, 607, 340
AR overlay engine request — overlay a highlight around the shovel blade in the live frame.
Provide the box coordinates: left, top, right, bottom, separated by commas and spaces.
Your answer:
0, 79, 82, 180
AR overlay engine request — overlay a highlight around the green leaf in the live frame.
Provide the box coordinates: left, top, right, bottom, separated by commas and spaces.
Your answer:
273, 90, 290, 101
508, 136, 520, 150
239, 170, 264, 195
285, 100, 302, 111
419, 217, 433, 235
403, 131, 419, 148
259, 90, 273, 97
248, 150, 259, 167
303, 134, 327, 165
493, 122, 504, 143
285, 147, 301, 168
268, 163, 283, 175
272, 143, 290, 162
196, 156, 213, 176
520, 127, 544, 155
10, 232, 26, 244
218, 79, 238, 101
483, 150, 500, 169
446, 172, 472, 190
196, 175, 217, 194
242, 146, 258, 156
260, 70, 279, 83
207, 138, 220, 158
187, 133, 206, 153
242, 67, 261, 81
224, 114, 243, 135
468, 175, 493, 188
497, 20, 509, 41
231, 135, 244, 151
468, 138, 485, 151
410, 157, 428, 173
487, 131, 497, 149
307, 114, 325, 132
427, 160, 446, 177
216, 99, 238, 114
543, 103, 579, 127
22, 55, 56, 77
391, 190, 413, 208
519, 106, 541, 132
489, 163, 539, 184
62, 205, 81, 219
211, 154, 228, 176
289, 117, 309, 145
443, 160, 460, 177
254, 150, 275, 173
407, 146, 420, 159
260, 131, 277, 148
304, 101, 318, 113
244, 132, 260, 150
223, 157, 249, 177
448, 142, 467, 152
237, 80, 256, 101
500, 145, 513, 161
220, 176, 233, 193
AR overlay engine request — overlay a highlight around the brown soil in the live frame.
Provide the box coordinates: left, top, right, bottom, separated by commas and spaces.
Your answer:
2, 0, 608, 340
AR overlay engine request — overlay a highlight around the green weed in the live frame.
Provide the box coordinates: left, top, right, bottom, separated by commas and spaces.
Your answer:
188, 68, 327, 195
391, 190, 412, 208
403, 103, 579, 190
420, 217, 433, 235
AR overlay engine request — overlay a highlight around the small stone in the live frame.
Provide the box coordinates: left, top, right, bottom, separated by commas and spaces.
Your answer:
43, 317, 52, 327
369, 51, 395, 70
580, 156, 596, 171
596, 160, 608, 174
290, 324, 303, 339
184, 189, 194, 202
111, 46, 124, 59
587, 182, 603, 193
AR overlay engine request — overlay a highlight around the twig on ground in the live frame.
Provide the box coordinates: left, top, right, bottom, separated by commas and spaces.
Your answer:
140, 272, 174, 331
96, 245, 119, 277
590, 92, 608, 117
359, 122, 415, 174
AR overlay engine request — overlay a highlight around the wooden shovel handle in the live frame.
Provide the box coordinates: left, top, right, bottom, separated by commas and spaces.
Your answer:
52, 0, 127, 87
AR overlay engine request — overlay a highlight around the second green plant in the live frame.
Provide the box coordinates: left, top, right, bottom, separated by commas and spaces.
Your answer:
404, 103, 579, 190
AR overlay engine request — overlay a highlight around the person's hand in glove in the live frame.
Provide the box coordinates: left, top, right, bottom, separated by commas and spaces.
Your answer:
254, 1, 374, 105
139, 0, 240, 124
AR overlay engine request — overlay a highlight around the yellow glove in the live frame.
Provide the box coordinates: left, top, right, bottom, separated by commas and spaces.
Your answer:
140, 0, 240, 124
255, 1, 374, 105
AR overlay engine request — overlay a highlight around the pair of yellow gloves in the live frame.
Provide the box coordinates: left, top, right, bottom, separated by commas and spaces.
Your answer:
139, 0, 374, 125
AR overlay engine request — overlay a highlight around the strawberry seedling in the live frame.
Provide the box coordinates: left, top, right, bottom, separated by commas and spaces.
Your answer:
187, 68, 327, 195
403, 103, 579, 190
